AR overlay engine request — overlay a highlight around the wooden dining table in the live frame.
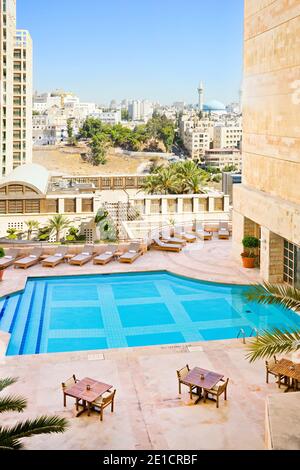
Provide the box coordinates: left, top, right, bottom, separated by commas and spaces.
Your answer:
64, 377, 113, 416
269, 359, 300, 393
184, 367, 224, 404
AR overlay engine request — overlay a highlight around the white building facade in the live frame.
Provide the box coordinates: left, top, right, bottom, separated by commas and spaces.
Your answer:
0, 0, 32, 176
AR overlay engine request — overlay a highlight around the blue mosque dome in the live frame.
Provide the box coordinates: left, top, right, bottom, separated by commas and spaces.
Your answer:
203, 100, 226, 112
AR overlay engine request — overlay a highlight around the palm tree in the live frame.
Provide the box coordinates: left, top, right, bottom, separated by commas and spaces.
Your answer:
0, 377, 68, 450
6, 228, 19, 240
156, 167, 180, 195
141, 174, 161, 195
245, 282, 300, 362
48, 215, 71, 242
25, 220, 39, 240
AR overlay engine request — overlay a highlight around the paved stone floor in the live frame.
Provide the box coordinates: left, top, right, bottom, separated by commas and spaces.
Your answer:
0, 239, 271, 450
0, 239, 261, 298
1, 339, 284, 450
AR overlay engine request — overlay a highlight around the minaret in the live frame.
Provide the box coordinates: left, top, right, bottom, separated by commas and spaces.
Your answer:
197, 81, 204, 111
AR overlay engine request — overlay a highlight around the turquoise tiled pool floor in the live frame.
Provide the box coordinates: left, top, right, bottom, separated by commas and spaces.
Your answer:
1, 271, 300, 356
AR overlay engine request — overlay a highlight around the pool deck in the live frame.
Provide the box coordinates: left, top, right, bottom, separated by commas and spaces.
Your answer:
0, 239, 261, 298
0, 239, 272, 450
1, 338, 285, 450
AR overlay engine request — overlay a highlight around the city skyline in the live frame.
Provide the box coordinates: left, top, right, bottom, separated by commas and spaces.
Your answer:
18, 0, 244, 105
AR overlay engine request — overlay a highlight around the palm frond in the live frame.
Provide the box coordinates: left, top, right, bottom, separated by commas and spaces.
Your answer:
245, 282, 300, 311
0, 377, 18, 392
0, 395, 27, 414
0, 415, 68, 450
246, 328, 300, 362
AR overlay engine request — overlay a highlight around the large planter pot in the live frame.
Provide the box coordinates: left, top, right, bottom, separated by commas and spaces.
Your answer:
0, 270, 4, 281
241, 257, 256, 269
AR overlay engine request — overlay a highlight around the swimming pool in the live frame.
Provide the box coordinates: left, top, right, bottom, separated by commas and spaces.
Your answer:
1, 271, 300, 356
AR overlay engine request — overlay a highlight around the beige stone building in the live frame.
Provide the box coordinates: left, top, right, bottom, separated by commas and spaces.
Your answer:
0, 0, 32, 177
204, 148, 242, 170
233, 0, 300, 287
213, 125, 242, 149
0, 163, 230, 242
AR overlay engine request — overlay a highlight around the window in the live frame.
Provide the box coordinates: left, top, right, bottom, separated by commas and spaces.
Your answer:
25, 200, 40, 213
64, 198, 76, 213
0, 201, 6, 214
8, 200, 23, 214
45, 199, 58, 213
82, 198, 93, 213
283, 240, 300, 287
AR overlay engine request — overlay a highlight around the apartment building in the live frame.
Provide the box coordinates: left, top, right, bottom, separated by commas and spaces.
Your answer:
0, 0, 32, 177
213, 125, 242, 149
183, 128, 210, 159
204, 148, 242, 170
33, 92, 61, 113
233, 0, 300, 286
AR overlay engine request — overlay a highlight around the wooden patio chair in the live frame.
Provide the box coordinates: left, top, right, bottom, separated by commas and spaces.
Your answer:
265, 355, 286, 387
176, 365, 197, 395
91, 389, 116, 421
203, 378, 229, 408
265, 356, 278, 384
61, 374, 80, 408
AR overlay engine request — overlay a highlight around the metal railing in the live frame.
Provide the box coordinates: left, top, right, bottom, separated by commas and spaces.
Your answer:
237, 328, 246, 344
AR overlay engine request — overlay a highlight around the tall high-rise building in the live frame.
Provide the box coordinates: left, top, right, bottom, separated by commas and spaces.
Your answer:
233, 0, 300, 286
0, 0, 32, 177
197, 81, 204, 111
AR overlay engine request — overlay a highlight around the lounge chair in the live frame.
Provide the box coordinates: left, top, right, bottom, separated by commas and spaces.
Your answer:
0, 249, 21, 268
69, 245, 95, 266
152, 238, 182, 252
14, 248, 43, 269
174, 226, 197, 243
160, 233, 186, 245
203, 378, 229, 408
91, 389, 116, 421
42, 246, 68, 268
177, 365, 197, 395
218, 222, 230, 240
119, 243, 142, 264
93, 245, 118, 265
194, 224, 213, 241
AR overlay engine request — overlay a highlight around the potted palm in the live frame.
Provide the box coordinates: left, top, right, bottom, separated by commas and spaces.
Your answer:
0, 247, 4, 281
241, 236, 260, 268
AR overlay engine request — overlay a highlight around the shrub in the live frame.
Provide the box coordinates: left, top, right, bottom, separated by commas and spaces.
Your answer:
241, 236, 260, 258
0, 247, 4, 258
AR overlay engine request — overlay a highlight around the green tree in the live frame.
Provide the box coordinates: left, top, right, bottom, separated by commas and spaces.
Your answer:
38, 226, 51, 242
6, 228, 19, 240
89, 135, 109, 165
223, 164, 238, 173
0, 377, 68, 450
67, 118, 73, 139
245, 283, 300, 362
48, 215, 71, 242
25, 220, 39, 241
79, 117, 104, 139
121, 109, 130, 121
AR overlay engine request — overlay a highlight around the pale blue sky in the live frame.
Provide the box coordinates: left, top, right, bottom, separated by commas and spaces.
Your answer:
18, 0, 244, 105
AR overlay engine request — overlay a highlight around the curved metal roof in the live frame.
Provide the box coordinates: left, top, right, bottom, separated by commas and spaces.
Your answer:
0, 163, 49, 194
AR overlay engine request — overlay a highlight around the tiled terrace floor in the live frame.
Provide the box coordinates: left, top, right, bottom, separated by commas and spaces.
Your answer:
0, 239, 261, 298
2, 339, 283, 450
0, 239, 270, 450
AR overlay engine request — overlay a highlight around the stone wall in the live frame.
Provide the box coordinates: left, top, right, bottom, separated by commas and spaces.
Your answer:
233, 0, 300, 282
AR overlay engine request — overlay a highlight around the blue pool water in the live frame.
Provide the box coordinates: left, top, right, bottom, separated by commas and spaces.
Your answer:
1, 271, 300, 356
